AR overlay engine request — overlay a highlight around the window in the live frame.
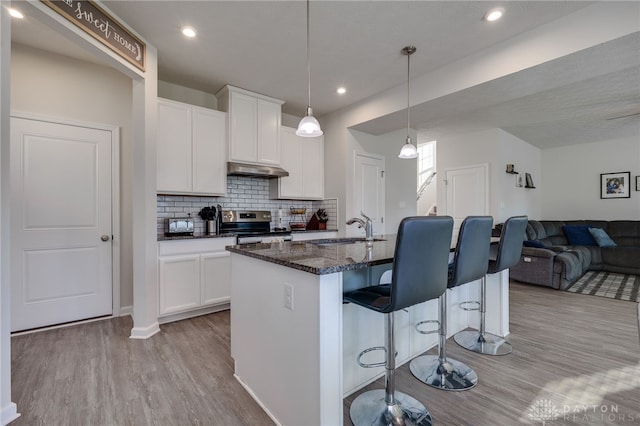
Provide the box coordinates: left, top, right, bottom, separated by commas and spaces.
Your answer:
417, 141, 436, 188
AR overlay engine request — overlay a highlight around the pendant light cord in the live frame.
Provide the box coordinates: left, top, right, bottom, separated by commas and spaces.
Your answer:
406, 51, 410, 137
306, 0, 311, 110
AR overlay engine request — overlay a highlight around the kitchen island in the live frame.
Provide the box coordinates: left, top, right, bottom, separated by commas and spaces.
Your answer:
227, 236, 510, 426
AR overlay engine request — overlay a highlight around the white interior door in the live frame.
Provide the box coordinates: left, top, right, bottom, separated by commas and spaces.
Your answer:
444, 164, 489, 238
11, 117, 113, 332
353, 152, 385, 236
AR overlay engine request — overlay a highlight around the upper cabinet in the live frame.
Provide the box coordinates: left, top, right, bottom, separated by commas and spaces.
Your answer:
157, 98, 227, 196
270, 126, 324, 200
216, 85, 284, 166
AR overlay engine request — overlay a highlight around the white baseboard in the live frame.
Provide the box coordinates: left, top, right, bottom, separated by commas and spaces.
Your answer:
1, 402, 20, 426
129, 322, 160, 339
119, 305, 133, 317
158, 303, 230, 325
233, 374, 282, 426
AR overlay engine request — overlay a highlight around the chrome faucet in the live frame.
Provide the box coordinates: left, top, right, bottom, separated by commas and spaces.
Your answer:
346, 211, 374, 242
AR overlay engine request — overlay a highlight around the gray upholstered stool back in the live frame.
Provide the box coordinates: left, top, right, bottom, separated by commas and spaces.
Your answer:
344, 216, 454, 314
489, 215, 528, 274
388, 216, 454, 312
448, 216, 494, 288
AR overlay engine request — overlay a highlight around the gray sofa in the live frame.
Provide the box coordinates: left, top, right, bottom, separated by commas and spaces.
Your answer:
508, 220, 640, 290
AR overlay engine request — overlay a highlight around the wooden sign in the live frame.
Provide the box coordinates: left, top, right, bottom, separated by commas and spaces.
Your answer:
42, 0, 146, 71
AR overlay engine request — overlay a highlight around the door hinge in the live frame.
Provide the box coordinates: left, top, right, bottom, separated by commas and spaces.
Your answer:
381, 170, 384, 178
381, 217, 384, 223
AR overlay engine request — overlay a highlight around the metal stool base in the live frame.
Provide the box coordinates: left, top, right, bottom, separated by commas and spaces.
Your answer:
409, 355, 477, 391
349, 389, 432, 426
453, 330, 513, 356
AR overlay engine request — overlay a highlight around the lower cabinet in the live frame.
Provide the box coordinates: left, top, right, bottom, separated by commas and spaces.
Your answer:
158, 238, 235, 319
201, 251, 232, 306
159, 254, 200, 314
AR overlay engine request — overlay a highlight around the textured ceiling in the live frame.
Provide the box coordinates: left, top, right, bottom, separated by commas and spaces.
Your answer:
10, 1, 640, 149
353, 33, 640, 148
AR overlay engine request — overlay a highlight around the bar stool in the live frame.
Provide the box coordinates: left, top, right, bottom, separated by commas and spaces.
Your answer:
344, 216, 453, 426
409, 216, 493, 391
453, 215, 528, 355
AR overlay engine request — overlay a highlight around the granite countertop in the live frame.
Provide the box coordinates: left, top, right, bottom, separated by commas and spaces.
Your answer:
226, 235, 398, 275
158, 228, 338, 242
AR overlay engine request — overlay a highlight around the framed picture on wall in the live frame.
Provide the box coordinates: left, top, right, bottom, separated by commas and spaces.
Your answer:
600, 172, 631, 199
636, 175, 640, 191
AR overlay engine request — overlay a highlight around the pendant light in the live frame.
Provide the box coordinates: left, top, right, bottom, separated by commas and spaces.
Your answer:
296, 0, 323, 137
398, 46, 418, 159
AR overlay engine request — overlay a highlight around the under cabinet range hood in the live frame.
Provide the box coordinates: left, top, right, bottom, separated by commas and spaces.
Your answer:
227, 161, 289, 178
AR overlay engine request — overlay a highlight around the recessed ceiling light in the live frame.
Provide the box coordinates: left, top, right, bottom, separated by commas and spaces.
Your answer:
336, 87, 346, 95
181, 27, 196, 38
484, 7, 505, 22
9, 8, 24, 19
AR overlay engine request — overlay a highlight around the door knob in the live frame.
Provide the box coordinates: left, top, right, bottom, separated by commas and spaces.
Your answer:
101, 235, 110, 242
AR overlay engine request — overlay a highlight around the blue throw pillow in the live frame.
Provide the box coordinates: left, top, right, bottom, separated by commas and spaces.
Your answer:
588, 227, 617, 247
562, 225, 597, 246
523, 240, 546, 248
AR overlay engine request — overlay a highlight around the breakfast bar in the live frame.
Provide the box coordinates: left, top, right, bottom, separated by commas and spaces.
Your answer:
227, 237, 510, 426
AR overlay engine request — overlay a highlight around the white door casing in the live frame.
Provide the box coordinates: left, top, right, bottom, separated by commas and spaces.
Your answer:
353, 152, 385, 236
444, 163, 489, 237
10, 117, 114, 332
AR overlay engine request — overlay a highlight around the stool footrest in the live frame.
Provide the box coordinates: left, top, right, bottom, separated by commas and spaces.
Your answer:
356, 346, 387, 368
459, 300, 481, 311
415, 319, 439, 335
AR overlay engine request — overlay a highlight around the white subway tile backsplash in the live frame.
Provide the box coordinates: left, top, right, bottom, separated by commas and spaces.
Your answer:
157, 176, 338, 238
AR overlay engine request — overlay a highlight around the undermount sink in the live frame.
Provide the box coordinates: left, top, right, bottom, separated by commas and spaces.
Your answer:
310, 237, 386, 247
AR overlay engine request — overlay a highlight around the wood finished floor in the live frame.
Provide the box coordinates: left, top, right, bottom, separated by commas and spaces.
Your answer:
11, 282, 640, 426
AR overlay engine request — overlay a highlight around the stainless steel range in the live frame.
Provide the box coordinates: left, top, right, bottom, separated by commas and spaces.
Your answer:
220, 210, 292, 244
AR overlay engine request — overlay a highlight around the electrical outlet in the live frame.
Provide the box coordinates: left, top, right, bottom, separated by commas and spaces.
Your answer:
284, 283, 294, 310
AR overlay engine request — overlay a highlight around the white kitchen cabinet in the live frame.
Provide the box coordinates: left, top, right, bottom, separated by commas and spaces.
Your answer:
216, 85, 284, 166
157, 98, 226, 195
159, 254, 200, 315
270, 126, 324, 200
158, 237, 235, 319
201, 251, 231, 306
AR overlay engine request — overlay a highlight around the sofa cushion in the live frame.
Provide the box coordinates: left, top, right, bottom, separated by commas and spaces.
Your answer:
523, 240, 547, 248
553, 251, 583, 289
607, 221, 640, 247
584, 246, 604, 269
601, 247, 640, 274
588, 227, 617, 247
541, 221, 570, 245
526, 221, 546, 240
562, 225, 598, 246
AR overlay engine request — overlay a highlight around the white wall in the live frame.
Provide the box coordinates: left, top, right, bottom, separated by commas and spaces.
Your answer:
496, 130, 542, 222
437, 128, 542, 223
319, 116, 417, 237
417, 182, 437, 216
1, 5, 19, 424
363, 128, 418, 234
10, 43, 135, 309
158, 80, 217, 110
541, 136, 640, 220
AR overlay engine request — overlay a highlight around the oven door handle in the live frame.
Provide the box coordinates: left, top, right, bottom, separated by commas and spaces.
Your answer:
259, 235, 293, 244
237, 236, 263, 245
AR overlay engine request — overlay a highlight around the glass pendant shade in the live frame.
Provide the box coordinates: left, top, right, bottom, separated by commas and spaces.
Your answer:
297, 0, 323, 138
398, 136, 418, 159
296, 107, 323, 137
